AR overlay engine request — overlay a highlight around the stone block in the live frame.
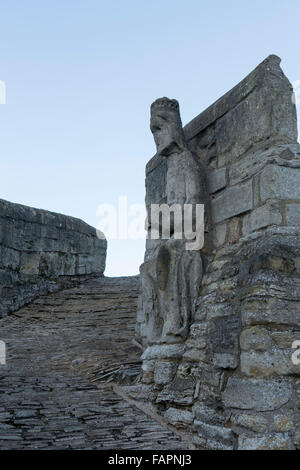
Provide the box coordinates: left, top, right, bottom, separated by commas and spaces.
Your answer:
208, 316, 240, 355
273, 415, 294, 432
204, 439, 234, 451
192, 366, 222, 388
213, 353, 238, 369
240, 350, 300, 377
213, 223, 227, 248
231, 413, 268, 433
206, 302, 235, 321
192, 435, 207, 449
208, 168, 227, 194
211, 180, 253, 224
286, 203, 300, 225
227, 217, 242, 243
240, 327, 272, 351
241, 299, 300, 327
242, 201, 282, 235
238, 434, 292, 450
260, 165, 300, 202
120, 384, 156, 403
185, 322, 208, 349
182, 348, 207, 362
294, 422, 300, 449
141, 344, 185, 361
40, 225, 60, 240
222, 377, 293, 411
62, 254, 76, 276
194, 420, 234, 446
0, 246, 20, 270
154, 361, 177, 385
38, 252, 61, 277
164, 408, 193, 427
192, 403, 227, 426
20, 252, 40, 275
184, 55, 297, 152
214, 66, 297, 166
271, 331, 300, 349
156, 378, 195, 405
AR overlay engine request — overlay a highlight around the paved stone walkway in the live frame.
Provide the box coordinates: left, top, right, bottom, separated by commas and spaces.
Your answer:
0, 277, 184, 449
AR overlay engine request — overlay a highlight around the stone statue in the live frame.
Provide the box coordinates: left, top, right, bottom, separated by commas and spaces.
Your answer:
141, 97, 208, 345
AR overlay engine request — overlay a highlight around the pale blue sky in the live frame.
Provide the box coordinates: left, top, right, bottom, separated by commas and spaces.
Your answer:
0, 0, 299, 276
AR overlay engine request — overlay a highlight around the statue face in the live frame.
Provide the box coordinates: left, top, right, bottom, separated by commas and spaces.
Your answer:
150, 107, 185, 156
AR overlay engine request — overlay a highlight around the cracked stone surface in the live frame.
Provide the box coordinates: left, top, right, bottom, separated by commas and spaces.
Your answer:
0, 276, 184, 449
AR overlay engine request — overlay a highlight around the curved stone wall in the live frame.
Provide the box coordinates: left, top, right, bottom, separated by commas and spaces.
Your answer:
0, 199, 106, 317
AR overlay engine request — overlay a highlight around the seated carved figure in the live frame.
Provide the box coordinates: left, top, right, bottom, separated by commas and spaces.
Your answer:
141, 97, 208, 345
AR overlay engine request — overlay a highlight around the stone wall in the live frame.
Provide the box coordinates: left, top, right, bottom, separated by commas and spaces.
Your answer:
136, 55, 300, 450
0, 199, 106, 317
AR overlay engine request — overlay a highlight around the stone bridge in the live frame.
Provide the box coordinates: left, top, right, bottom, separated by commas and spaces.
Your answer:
1, 55, 300, 450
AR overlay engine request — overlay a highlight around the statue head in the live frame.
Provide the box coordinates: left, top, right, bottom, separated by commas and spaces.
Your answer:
150, 97, 186, 156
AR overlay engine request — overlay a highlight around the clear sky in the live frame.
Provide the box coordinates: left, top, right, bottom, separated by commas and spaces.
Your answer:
0, 0, 299, 276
